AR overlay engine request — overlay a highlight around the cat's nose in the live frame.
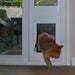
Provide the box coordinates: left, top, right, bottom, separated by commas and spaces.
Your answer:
55, 56, 59, 59
58, 56, 60, 58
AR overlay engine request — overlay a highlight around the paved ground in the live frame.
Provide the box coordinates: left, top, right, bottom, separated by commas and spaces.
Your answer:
0, 66, 75, 75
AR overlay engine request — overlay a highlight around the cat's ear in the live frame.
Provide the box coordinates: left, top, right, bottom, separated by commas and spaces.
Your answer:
60, 45, 63, 48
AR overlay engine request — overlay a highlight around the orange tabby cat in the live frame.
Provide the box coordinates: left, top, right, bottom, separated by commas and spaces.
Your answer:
38, 32, 63, 69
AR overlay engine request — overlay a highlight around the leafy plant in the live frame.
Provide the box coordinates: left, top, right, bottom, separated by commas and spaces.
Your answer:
1, 0, 22, 7
35, 0, 45, 6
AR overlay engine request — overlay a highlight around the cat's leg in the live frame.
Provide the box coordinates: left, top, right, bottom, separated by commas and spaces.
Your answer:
45, 57, 53, 69
42, 51, 53, 69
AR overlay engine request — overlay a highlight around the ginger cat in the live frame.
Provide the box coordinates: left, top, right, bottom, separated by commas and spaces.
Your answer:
38, 32, 63, 69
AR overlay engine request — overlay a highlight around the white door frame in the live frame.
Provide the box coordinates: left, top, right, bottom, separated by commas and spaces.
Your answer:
66, 0, 71, 65
61, 0, 71, 65
28, 0, 71, 65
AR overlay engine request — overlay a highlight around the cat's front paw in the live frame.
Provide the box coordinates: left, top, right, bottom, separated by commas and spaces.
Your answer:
48, 66, 53, 70
50, 66, 53, 70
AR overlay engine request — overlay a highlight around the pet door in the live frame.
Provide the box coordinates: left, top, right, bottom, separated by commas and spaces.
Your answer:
35, 23, 56, 52
30, 0, 65, 65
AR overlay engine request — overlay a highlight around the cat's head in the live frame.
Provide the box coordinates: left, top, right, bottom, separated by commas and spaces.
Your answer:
50, 40, 63, 59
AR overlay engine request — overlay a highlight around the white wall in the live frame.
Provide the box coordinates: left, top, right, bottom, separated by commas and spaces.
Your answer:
71, 0, 75, 57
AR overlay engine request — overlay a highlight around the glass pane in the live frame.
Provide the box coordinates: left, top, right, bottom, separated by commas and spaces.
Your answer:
0, 0, 22, 55
34, 23, 56, 52
34, 0, 58, 6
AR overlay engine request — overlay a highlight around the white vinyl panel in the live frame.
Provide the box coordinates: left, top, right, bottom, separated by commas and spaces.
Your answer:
30, 0, 62, 62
